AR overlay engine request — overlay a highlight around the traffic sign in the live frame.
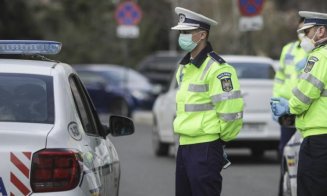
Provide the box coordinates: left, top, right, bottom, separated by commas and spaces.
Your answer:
239, 16, 263, 32
238, 0, 264, 17
114, 1, 142, 25
117, 25, 139, 38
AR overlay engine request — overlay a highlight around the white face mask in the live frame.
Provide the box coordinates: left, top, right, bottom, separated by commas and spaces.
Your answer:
300, 37, 315, 52
297, 33, 305, 41
300, 27, 320, 52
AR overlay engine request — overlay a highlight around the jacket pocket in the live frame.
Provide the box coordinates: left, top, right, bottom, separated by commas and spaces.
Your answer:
202, 110, 221, 134
174, 112, 205, 137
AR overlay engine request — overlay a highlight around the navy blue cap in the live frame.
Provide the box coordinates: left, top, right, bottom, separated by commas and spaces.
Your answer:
298, 11, 327, 33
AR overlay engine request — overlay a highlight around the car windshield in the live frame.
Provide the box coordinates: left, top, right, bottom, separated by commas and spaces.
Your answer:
229, 62, 275, 79
0, 73, 54, 123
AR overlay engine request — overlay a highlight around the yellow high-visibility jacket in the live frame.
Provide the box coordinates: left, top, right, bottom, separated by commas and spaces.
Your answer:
273, 41, 307, 99
174, 43, 244, 145
289, 44, 327, 138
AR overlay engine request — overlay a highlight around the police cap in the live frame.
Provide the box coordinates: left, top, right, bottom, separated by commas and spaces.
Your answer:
171, 7, 218, 31
298, 11, 327, 33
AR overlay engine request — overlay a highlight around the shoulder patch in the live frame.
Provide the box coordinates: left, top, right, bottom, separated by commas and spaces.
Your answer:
309, 56, 319, 62
217, 72, 233, 92
217, 72, 231, 79
304, 56, 319, 73
221, 78, 233, 92
208, 51, 226, 64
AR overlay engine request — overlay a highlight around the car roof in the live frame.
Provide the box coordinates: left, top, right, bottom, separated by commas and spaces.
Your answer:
74, 64, 131, 72
0, 59, 59, 75
221, 55, 274, 64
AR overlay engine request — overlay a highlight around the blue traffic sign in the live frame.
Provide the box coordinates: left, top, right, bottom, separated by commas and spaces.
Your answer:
238, 0, 264, 17
115, 1, 142, 25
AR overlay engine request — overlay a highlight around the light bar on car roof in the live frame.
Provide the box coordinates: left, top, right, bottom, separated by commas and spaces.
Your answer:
0, 40, 62, 55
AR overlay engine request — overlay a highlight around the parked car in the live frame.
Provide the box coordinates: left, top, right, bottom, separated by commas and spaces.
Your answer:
152, 55, 280, 157
0, 40, 134, 196
282, 131, 302, 196
137, 51, 185, 93
74, 64, 159, 117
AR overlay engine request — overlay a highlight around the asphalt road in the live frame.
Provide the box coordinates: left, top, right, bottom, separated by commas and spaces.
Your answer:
109, 114, 280, 196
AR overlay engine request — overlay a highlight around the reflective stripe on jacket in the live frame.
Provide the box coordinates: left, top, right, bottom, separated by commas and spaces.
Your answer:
273, 41, 307, 99
174, 53, 244, 145
289, 44, 327, 138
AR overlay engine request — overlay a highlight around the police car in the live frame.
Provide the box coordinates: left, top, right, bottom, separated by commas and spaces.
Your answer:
0, 40, 134, 195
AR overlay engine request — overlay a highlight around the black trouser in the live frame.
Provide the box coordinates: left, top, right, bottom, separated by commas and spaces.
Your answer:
297, 134, 327, 196
278, 126, 296, 196
175, 140, 223, 196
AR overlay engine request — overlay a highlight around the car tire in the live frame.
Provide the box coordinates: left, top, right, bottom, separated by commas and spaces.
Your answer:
251, 148, 265, 158
152, 117, 169, 156
110, 98, 130, 117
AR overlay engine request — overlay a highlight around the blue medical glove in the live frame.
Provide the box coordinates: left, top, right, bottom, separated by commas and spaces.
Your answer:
295, 58, 307, 71
270, 97, 290, 116
272, 114, 279, 122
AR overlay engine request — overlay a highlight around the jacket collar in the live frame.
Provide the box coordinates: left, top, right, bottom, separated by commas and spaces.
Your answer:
315, 37, 327, 48
180, 42, 213, 68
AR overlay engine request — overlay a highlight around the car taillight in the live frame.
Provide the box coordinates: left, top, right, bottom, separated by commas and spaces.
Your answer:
31, 149, 82, 192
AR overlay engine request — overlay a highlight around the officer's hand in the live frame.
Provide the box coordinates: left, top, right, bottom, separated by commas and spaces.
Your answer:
270, 97, 290, 116
295, 58, 307, 71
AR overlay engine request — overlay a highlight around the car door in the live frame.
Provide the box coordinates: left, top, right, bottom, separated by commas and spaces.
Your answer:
69, 74, 113, 196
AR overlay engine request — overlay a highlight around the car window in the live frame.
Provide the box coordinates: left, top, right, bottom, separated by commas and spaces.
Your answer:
69, 75, 100, 136
229, 62, 275, 79
0, 73, 54, 123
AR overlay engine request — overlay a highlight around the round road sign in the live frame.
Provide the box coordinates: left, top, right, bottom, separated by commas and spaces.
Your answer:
238, 0, 264, 17
114, 1, 142, 25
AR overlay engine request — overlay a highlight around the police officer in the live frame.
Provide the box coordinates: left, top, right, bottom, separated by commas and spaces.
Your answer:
171, 7, 244, 196
272, 17, 308, 196
271, 11, 327, 196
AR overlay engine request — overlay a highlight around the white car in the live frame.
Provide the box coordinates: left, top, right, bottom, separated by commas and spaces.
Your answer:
0, 40, 134, 196
152, 55, 280, 157
282, 131, 302, 196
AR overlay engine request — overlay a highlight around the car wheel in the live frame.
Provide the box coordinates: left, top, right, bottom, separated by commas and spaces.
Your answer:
283, 167, 292, 196
251, 148, 264, 158
152, 117, 169, 156
110, 98, 130, 117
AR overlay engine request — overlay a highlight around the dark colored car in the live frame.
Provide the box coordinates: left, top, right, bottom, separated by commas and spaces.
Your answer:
74, 64, 158, 117
137, 51, 185, 93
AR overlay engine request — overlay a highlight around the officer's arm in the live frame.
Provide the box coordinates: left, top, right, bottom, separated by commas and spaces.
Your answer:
273, 65, 285, 97
273, 47, 287, 97
175, 65, 182, 86
289, 54, 327, 115
208, 66, 244, 142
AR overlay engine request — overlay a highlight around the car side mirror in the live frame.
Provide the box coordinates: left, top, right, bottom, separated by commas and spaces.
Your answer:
109, 115, 134, 136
